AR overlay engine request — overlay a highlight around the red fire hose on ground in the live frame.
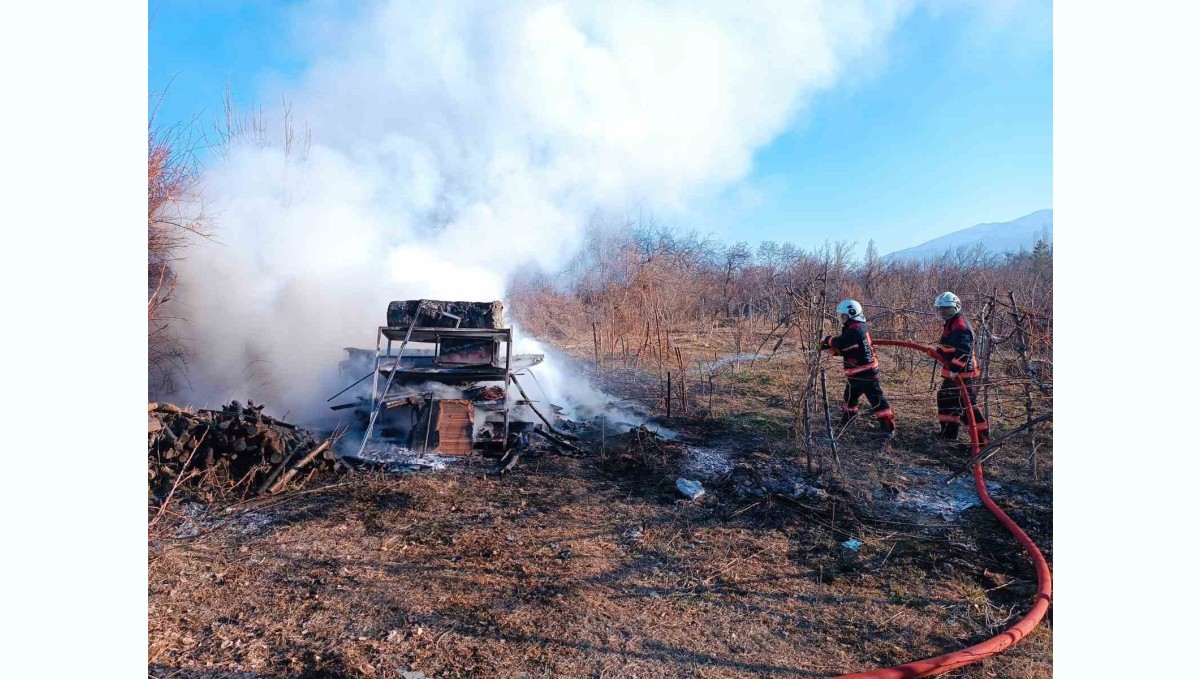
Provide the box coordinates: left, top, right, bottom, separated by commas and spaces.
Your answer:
831, 339, 1052, 679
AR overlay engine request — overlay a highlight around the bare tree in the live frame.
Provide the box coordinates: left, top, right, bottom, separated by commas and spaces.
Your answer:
148, 99, 211, 395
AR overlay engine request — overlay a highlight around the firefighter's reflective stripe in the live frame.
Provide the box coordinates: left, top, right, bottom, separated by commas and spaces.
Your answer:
830, 320, 877, 374
844, 360, 879, 376
941, 369, 980, 378
941, 366, 980, 378
967, 420, 990, 445
938, 413, 960, 423
873, 407, 893, 419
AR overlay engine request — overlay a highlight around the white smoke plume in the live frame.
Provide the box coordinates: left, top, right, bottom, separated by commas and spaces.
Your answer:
169, 0, 914, 424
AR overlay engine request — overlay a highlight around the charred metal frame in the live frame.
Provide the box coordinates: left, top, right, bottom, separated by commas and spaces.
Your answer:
359, 323, 515, 455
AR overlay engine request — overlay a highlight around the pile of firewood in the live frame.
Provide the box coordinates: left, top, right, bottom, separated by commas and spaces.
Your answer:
148, 400, 340, 503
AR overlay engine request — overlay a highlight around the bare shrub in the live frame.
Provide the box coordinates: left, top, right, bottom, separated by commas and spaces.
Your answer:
509, 216, 1052, 474
148, 102, 209, 395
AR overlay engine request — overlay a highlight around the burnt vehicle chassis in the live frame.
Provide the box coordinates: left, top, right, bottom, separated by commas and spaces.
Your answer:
336, 301, 549, 460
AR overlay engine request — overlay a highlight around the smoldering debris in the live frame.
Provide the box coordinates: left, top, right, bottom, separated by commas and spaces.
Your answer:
601, 424, 687, 472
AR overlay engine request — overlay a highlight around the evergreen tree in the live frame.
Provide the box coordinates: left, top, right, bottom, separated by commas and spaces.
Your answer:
1030, 238, 1052, 277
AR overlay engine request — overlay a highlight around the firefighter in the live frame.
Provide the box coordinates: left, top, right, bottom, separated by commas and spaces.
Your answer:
818, 299, 896, 443
932, 292, 990, 448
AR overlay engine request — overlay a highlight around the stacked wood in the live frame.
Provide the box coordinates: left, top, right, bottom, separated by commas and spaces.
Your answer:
147, 400, 340, 504
386, 300, 504, 329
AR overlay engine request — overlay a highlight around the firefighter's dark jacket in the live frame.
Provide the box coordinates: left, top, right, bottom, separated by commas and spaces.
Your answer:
936, 313, 979, 378
820, 320, 879, 377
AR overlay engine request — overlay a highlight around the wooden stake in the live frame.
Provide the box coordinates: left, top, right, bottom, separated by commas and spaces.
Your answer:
666, 371, 672, 418
1008, 291, 1038, 480
802, 394, 812, 474
820, 367, 840, 470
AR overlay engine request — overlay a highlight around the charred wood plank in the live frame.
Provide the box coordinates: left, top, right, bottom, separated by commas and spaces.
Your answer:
531, 427, 584, 455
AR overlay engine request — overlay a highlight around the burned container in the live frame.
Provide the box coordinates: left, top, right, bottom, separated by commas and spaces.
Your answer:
333, 300, 548, 458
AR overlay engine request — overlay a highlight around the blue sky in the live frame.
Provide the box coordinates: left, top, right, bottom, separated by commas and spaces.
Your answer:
149, 2, 305, 128
685, 4, 1052, 254
149, 1, 1051, 256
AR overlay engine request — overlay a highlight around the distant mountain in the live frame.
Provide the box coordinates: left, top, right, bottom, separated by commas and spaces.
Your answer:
885, 209, 1053, 262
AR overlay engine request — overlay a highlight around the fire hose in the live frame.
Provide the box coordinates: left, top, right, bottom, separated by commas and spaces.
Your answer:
831, 339, 1052, 679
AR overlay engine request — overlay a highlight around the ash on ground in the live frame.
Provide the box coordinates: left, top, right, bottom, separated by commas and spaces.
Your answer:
680, 445, 736, 480
169, 502, 276, 540
875, 467, 1000, 522
340, 443, 456, 473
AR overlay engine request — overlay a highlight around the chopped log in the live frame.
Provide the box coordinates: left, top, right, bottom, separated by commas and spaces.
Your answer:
200, 409, 297, 430
257, 448, 298, 495
267, 440, 333, 495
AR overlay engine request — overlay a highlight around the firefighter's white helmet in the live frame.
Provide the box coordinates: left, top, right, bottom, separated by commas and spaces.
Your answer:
933, 291, 962, 319
836, 299, 865, 322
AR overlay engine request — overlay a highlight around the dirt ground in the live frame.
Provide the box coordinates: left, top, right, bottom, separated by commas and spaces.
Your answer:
149, 342, 1052, 679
